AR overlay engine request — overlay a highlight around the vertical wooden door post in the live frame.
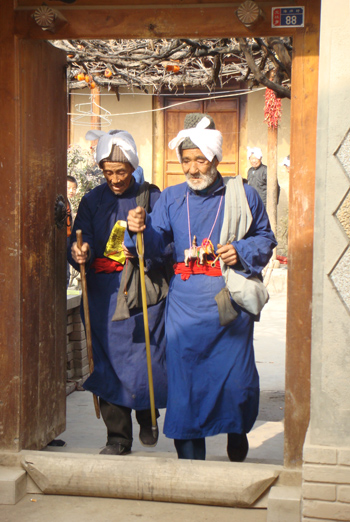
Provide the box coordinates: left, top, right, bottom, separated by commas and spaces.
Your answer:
284, 3, 321, 467
267, 125, 279, 250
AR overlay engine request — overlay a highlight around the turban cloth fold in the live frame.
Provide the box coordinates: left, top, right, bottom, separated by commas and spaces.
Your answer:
85, 129, 139, 170
168, 116, 223, 163
247, 147, 263, 160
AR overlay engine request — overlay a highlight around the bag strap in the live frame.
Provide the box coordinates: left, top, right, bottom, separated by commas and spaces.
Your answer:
136, 181, 159, 212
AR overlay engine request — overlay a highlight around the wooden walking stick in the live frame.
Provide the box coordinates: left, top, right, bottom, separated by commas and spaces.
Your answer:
76, 230, 100, 419
136, 232, 158, 442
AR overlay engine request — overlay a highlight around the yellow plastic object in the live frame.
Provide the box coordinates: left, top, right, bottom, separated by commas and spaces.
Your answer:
104, 220, 127, 263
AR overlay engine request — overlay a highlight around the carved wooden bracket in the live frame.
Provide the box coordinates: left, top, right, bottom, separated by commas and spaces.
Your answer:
32, 5, 68, 33
236, 1, 264, 28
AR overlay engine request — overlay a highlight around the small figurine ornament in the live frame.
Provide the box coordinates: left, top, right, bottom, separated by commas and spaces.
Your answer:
184, 236, 198, 266
198, 239, 215, 265
184, 237, 216, 266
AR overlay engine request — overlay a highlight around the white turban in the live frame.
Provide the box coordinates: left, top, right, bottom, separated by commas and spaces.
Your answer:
247, 147, 263, 160
168, 117, 223, 163
85, 129, 139, 170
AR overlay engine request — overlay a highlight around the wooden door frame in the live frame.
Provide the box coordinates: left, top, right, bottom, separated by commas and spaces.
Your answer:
1, 0, 320, 467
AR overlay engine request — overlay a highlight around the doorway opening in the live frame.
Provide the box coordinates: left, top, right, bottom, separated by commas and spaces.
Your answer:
57, 35, 290, 467
1, 3, 320, 501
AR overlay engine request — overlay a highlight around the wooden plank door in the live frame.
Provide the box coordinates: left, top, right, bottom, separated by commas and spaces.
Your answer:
164, 97, 239, 187
19, 39, 67, 449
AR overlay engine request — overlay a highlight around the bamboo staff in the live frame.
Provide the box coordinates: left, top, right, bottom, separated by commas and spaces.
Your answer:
136, 232, 158, 442
76, 230, 100, 419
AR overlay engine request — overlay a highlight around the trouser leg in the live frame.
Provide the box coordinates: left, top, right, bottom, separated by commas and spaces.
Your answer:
135, 408, 160, 427
99, 398, 133, 449
136, 409, 160, 446
67, 238, 71, 288
227, 432, 249, 462
174, 438, 206, 460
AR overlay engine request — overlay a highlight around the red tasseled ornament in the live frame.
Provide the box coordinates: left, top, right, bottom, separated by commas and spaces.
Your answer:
264, 88, 282, 129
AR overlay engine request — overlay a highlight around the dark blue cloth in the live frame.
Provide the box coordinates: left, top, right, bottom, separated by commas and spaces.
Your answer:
125, 175, 277, 439
132, 166, 145, 184
67, 238, 71, 288
174, 438, 206, 460
68, 180, 167, 409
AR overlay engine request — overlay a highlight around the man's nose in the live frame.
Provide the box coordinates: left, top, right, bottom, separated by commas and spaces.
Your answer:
111, 174, 121, 184
189, 162, 198, 174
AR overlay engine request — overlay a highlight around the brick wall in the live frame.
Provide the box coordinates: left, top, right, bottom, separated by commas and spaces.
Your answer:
302, 439, 350, 521
66, 295, 90, 395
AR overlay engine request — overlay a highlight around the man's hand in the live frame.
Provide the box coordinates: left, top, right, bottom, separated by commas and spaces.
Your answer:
216, 243, 238, 266
71, 241, 90, 265
127, 206, 146, 232
122, 242, 135, 259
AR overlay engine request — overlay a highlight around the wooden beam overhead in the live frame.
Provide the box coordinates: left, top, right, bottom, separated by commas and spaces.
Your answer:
16, 0, 303, 7
15, 5, 299, 40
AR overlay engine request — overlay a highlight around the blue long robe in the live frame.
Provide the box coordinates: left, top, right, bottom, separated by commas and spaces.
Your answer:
68, 180, 167, 410
125, 175, 276, 439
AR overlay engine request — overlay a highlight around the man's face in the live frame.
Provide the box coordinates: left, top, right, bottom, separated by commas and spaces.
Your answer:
102, 161, 134, 195
249, 154, 262, 169
67, 181, 77, 199
181, 148, 218, 191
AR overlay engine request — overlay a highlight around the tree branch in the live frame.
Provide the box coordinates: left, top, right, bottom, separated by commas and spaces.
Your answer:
237, 38, 291, 99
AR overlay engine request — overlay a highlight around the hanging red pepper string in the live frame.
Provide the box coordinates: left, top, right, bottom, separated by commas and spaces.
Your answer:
264, 88, 282, 129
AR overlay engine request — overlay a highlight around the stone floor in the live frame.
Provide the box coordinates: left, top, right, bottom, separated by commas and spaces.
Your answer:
2, 494, 268, 522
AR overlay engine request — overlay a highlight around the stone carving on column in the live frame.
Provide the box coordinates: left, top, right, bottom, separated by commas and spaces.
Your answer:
330, 130, 350, 313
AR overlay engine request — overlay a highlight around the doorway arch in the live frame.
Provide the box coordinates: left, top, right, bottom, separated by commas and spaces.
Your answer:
0, 0, 320, 469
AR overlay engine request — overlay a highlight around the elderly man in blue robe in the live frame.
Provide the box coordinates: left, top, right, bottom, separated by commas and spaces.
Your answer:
126, 113, 277, 461
68, 129, 168, 456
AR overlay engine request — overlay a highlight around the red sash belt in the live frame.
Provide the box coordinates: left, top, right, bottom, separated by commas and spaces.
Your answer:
174, 260, 222, 281
91, 257, 124, 273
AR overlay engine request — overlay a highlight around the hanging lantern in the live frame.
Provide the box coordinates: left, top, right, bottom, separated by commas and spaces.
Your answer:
264, 88, 282, 129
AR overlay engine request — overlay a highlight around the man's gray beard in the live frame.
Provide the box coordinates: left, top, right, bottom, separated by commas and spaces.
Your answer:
185, 163, 218, 191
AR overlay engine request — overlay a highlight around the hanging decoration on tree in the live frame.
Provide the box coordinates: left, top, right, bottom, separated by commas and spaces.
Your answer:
264, 88, 282, 129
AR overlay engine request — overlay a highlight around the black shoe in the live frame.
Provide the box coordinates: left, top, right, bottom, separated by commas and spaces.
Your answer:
47, 439, 66, 447
99, 443, 131, 456
139, 423, 159, 447
227, 433, 249, 462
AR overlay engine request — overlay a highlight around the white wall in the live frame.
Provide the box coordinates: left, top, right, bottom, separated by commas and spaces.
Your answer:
70, 87, 153, 182
301, 2, 350, 520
